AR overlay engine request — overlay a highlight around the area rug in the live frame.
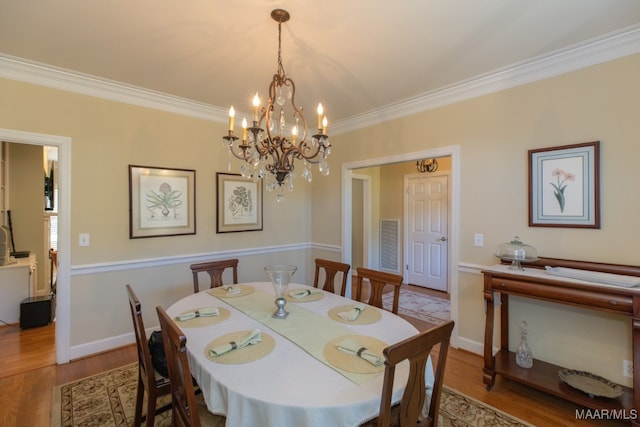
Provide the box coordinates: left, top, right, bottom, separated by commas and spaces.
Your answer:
52, 363, 532, 426
51, 363, 222, 427
439, 387, 533, 426
383, 288, 450, 325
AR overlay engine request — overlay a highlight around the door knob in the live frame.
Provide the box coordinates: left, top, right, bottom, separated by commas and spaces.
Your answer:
440, 236, 447, 242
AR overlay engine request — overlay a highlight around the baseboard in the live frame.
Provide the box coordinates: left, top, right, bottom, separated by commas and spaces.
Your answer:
0, 321, 19, 327
68, 326, 156, 361
456, 336, 483, 356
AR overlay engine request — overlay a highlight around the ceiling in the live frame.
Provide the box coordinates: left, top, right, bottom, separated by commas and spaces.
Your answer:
2, 1, 640, 129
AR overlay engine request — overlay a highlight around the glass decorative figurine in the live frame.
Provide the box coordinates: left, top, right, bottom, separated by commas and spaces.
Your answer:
516, 320, 533, 368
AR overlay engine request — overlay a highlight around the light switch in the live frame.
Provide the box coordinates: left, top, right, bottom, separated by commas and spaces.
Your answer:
474, 233, 484, 247
79, 233, 90, 247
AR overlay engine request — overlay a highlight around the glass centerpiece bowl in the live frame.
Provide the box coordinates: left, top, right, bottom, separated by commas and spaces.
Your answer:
265, 264, 297, 319
495, 236, 538, 271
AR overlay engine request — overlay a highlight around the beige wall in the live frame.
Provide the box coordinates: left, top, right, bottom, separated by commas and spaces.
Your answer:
0, 79, 316, 353
8, 143, 45, 291
314, 54, 640, 386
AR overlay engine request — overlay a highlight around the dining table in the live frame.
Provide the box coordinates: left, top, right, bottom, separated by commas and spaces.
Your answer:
166, 281, 431, 427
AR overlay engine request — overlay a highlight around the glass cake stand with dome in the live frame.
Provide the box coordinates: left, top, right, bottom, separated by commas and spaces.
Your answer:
495, 236, 539, 271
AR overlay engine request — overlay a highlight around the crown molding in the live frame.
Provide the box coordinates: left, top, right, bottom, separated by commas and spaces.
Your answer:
331, 24, 640, 135
2, 24, 639, 133
0, 53, 228, 121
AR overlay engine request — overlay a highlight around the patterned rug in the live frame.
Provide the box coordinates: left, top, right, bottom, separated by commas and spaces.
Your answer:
51, 363, 532, 426
51, 363, 220, 427
383, 288, 450, 325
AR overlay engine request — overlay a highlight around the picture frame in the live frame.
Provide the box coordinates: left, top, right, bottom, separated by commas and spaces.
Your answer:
216, 173, 263, 233
528, 141, 600, 228
129, 165, 196, 238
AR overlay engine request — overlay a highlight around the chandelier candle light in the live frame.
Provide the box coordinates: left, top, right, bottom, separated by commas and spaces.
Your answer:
223, 9, 331, 202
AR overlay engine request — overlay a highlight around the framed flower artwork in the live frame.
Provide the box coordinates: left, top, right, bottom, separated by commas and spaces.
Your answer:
528, 141, 600, 228
216, 173, 263, 233
129, 165, 196, 238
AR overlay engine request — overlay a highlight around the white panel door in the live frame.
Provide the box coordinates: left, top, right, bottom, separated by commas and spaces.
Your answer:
406, 174, 448, 291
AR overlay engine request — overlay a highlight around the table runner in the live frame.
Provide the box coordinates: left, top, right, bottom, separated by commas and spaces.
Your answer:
213, 288, 382, 385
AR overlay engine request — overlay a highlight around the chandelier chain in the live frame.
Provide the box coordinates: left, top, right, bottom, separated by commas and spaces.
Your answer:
277, 21, 285, 78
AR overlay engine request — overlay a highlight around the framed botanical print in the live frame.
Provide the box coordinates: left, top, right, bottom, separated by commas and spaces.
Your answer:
216, 173, 263, 233
528, 141, 600, 228
129, 165, 196, 238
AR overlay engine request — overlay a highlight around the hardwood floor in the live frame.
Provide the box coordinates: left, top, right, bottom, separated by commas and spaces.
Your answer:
0, 322, 57, 380
0, 285, 629, 426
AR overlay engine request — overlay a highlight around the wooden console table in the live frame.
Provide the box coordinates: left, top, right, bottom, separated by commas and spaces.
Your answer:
483, 257, 640, 421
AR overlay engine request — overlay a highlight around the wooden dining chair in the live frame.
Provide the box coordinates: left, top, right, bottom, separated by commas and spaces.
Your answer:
156, 306, 226, 427
156, 305, 201, 427
313, 258, 351, 296
362, 320, 455, 427
126, 284, 171, 427
190, 258, 239, 293
355, 267, 403, 314
49, 248, 58, 296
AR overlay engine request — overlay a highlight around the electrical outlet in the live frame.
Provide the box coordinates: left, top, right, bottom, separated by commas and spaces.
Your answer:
623, 360, 633, 378
474, 233, 484, 247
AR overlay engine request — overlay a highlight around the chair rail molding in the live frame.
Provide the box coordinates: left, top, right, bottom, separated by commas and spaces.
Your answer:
71, 242, 341, 276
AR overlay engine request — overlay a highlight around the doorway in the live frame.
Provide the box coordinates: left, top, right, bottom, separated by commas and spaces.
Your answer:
0, 128, 71, 364
341, 146, 460, 346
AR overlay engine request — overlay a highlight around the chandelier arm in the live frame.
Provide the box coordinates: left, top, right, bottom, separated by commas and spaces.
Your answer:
296, 141, 322, 160
225, 139, 253, 162
229, 149, 250, 162
264, 78, 279, 141
284, 77, 308, 142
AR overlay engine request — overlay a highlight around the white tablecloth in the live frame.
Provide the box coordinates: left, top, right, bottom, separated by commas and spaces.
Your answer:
167, 282, 427, 427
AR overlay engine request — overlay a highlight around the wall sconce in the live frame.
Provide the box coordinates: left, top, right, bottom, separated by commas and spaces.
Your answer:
416, 158, 438, 173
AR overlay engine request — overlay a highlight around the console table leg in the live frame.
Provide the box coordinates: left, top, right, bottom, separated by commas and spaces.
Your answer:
483, 277, 496, 391
483, 368, 496, 390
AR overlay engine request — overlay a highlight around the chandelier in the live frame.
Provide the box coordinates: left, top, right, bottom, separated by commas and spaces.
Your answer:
416, 158, 438, 173
223, 9, 331, 202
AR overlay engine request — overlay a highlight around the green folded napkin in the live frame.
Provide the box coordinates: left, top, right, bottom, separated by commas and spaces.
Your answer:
337, 303, 366, 321
336, 337, 383, 366
289, 289, 320, 299
176, 307, 219, 321
222, 285, 242, 296
209, 329, 262, 357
